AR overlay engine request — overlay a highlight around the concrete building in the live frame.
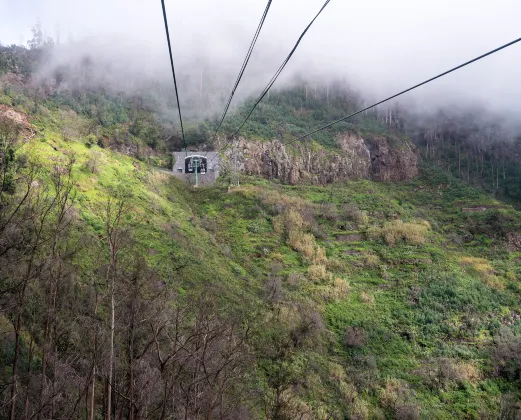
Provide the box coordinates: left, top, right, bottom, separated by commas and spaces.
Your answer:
172, 152, 221, 185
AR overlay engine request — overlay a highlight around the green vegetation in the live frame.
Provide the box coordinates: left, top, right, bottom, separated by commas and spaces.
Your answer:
186, 167, 521, 418
1, 40, 521, 419
2, 82, 521, 418
217, 84, 406, 149
1, 39, 410, 156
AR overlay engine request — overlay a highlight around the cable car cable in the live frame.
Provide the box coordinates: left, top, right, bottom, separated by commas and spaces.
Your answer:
290, 36, 521, 143
213, 0, 273, 138
231, 0, 331, 138
208, 0, 332, 164
161, 0, 187, 155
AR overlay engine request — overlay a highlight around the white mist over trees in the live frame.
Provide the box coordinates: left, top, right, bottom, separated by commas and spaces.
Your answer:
1, 0, 520, 117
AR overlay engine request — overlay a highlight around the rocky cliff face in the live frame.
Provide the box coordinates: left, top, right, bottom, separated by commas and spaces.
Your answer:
220, 132, 418, 185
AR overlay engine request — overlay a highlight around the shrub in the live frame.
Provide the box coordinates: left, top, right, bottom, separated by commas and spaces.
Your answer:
220, 243, 233, 258
395, 403, 420, 420
314, 246, 327, 264
299, 204, 316, 225
334, 277, 350, 294
264, 275, 282, 304
247, 221, 261, 233
200, 216, 217, 233
368, 220, 429, 246
285, 209, 304, 232
360, 292, 375, 304
460, 256, 494, 277
321, 277, 350, 301
84, 150, 104, 174
460, 256, 503, 288
350, 398, 369, 420
492, 328, 521, 380
339, 380, 357, 404
85, 133, 97, 148
327, 258, 350, 272
380, 378, 403, 408
329, 362, 347, 383
273, 208, 304, 236
343, 326, 366, 348
308, 264, 328, 282
272, 214, 284, 234
417, 358, 481, 390
258, 188, 308, 216
0, 94, 12, 105
342, 204, 370, 226
318, 203, 338, 221
288, 231, 316, 260
355, 210, 370, 226
499, 393, 521, 420
380, 378, 420, 420
273, 206, 328, 263
361, 252, 379, 268
436, 358, 480, 386
37, 104, 51, 117
342, 203, 359, 219
310, 221, 327, 239
349, 354, 379, 392
287, 272, 304, 286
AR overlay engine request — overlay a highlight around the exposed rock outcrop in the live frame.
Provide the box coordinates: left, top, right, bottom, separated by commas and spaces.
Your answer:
220, 132, 418, 185
0, 104, 36, 140
366, 137, 419, 182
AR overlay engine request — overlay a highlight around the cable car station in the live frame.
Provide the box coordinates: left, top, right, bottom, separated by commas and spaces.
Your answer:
172, 152, 221, 186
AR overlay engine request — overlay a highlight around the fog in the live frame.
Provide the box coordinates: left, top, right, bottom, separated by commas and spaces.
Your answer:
1, 0, 521, 118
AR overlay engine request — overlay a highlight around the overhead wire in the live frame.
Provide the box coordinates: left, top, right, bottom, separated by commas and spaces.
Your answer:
213, 0, 273, 138
160, 0, 187, 155
232, 0, 331, 138
291, 36, 521, 143
209, 0, 332, 165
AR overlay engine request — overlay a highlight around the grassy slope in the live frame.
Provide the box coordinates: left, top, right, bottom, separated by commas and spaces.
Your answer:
190, 171, 521, 418
23, 111, 256, 305
17, 106, 521, 418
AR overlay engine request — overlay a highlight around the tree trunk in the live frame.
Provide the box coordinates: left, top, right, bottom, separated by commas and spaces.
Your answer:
23, 336, 34, 420
458, 147, 461, 177
89, 366, 96, 420
10, 311, 22, 420
10, 257, 34, 420
107, 282, 114, 420
90, 291, 99, 420
38, 280, 53, 420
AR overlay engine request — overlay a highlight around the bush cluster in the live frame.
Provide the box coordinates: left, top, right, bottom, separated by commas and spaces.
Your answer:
368, 219, 430, 246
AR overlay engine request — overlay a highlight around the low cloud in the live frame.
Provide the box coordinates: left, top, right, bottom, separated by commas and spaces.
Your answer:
2, 0, 520, 119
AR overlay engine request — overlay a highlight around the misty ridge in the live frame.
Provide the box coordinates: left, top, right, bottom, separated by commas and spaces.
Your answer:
1, 0, 521, 140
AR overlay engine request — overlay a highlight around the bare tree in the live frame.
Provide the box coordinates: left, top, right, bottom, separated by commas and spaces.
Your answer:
102, 195, 131, 420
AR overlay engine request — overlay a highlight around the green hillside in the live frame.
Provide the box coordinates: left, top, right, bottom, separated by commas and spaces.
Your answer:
2, 104, 521, 418
2, 42, 521, 419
